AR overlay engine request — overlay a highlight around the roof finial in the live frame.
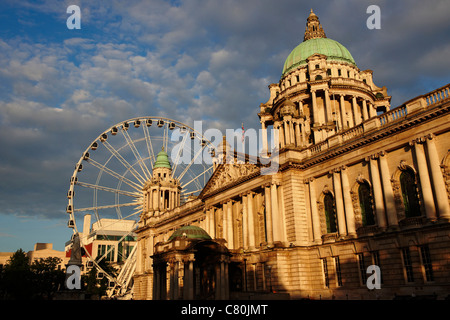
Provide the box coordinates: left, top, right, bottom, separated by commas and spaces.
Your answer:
304, 9, 326, 41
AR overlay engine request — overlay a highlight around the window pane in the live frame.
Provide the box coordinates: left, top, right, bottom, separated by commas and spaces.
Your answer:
358, 183, 375, 226
400, 170, 421, 217
324, 194, 337, 233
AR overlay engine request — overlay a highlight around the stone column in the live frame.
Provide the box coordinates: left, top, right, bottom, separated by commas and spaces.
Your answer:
341, 166, 356, 236
325, 89, 332, 124
242, 194, 249, 249
188, 259, 195, 299
412, 138, 437, 220
173, 260, 179, 300
289, 120, 295, 145
148, 189, 153, 211
362, 99, 369, 121
270, 182, 282, 242
227, 200, 234, 249
378, 152, 398, 227
368, 155, 387, 229
311, 89, 318, 125
352, 96, 360, 126
307, 178, 321, 243
294, 121, 301, 147
264, 184, 274, 244
340, 94, 347, 129
300, 119, 306, 146
261, 121, 268, 154
426, 134, 450, 220
283, 120, 291, 145
209, 207, 216, 238
332, 169, 347, 236
247, 192, 256, 248
222, 202, 228, 242
369, 102, 377, 118
278, 122, 285, 149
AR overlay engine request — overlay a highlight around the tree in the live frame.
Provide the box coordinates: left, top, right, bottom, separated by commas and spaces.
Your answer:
30, 257, 65, 300
2, 249, 33, 299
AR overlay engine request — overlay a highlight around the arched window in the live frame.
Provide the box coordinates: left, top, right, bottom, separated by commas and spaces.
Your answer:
324, 193, 337, 233
358, 182, 375, 226
400, 169, 421, 218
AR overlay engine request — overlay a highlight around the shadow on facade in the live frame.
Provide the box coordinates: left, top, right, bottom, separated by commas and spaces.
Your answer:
151, 235, 289, 300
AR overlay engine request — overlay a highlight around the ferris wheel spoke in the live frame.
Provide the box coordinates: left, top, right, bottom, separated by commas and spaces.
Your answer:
86, 158, 143, 192
171, 130, 189, 177
73, 201, 142, 213
102, 140, 147, 185
76, 181, 141, 198
121, 129, 152, 181
180, 166, 213, 189
177, 144, 207, 181
142, 124, 155, 170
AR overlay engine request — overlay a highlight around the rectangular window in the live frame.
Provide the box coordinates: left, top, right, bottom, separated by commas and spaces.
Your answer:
327, 69, 331, 76
334, 256, 343, 287
420, 245, 434, 282
357, 253, 366, 285
371, 251, 383, 284
402, 248, 414, 283
338, 69, 342, 76
322, 258, 329, 288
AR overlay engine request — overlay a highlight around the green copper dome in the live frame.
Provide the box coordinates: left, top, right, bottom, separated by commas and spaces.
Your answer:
168, 225, 211, 241
153, 149, 172, 169
282, 38, 356, 75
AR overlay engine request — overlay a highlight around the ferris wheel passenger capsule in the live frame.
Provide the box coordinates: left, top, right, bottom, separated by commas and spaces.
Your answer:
169, 122, 176, 130
100, 133, 108, 142
146, 119, 152, 126
123, 122, 129, 130
67, 190, 74, 199
91, 142, 98, 150
67, 219, 75, 228
190, 132, 196, 139
111, 127, 118, 135
66, 204, 73, 213
86, 260, 94, 268
77, 163, 83, 172
83, 152, 90, 160
157, 119, 164, 127
134, 120, 141, 128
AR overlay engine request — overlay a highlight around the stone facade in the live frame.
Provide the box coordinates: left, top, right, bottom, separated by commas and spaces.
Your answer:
133, 10, 450, 300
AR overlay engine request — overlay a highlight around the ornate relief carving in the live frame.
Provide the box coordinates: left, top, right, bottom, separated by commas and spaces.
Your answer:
207, 164, 260, 193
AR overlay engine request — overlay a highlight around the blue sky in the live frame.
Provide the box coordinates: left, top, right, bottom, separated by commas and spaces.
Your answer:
0, 0, 450, 252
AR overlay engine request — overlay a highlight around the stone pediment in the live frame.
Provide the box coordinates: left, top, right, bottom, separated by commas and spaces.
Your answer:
200, 163, 260, 197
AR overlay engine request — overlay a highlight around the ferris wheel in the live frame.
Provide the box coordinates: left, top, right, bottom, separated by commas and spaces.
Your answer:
65, 117, 215, 298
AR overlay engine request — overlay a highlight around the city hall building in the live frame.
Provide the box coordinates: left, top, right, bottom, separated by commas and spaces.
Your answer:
133, 10, 450, 300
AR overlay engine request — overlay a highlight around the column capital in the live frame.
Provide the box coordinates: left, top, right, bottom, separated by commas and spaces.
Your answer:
341, 165, 348, 171
426, 133, 436, 140
329, 167, 341, 174
304, 177, 315, 184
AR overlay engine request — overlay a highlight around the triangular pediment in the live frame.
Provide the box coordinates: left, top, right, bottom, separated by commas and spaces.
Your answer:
199, 162, 260, 198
